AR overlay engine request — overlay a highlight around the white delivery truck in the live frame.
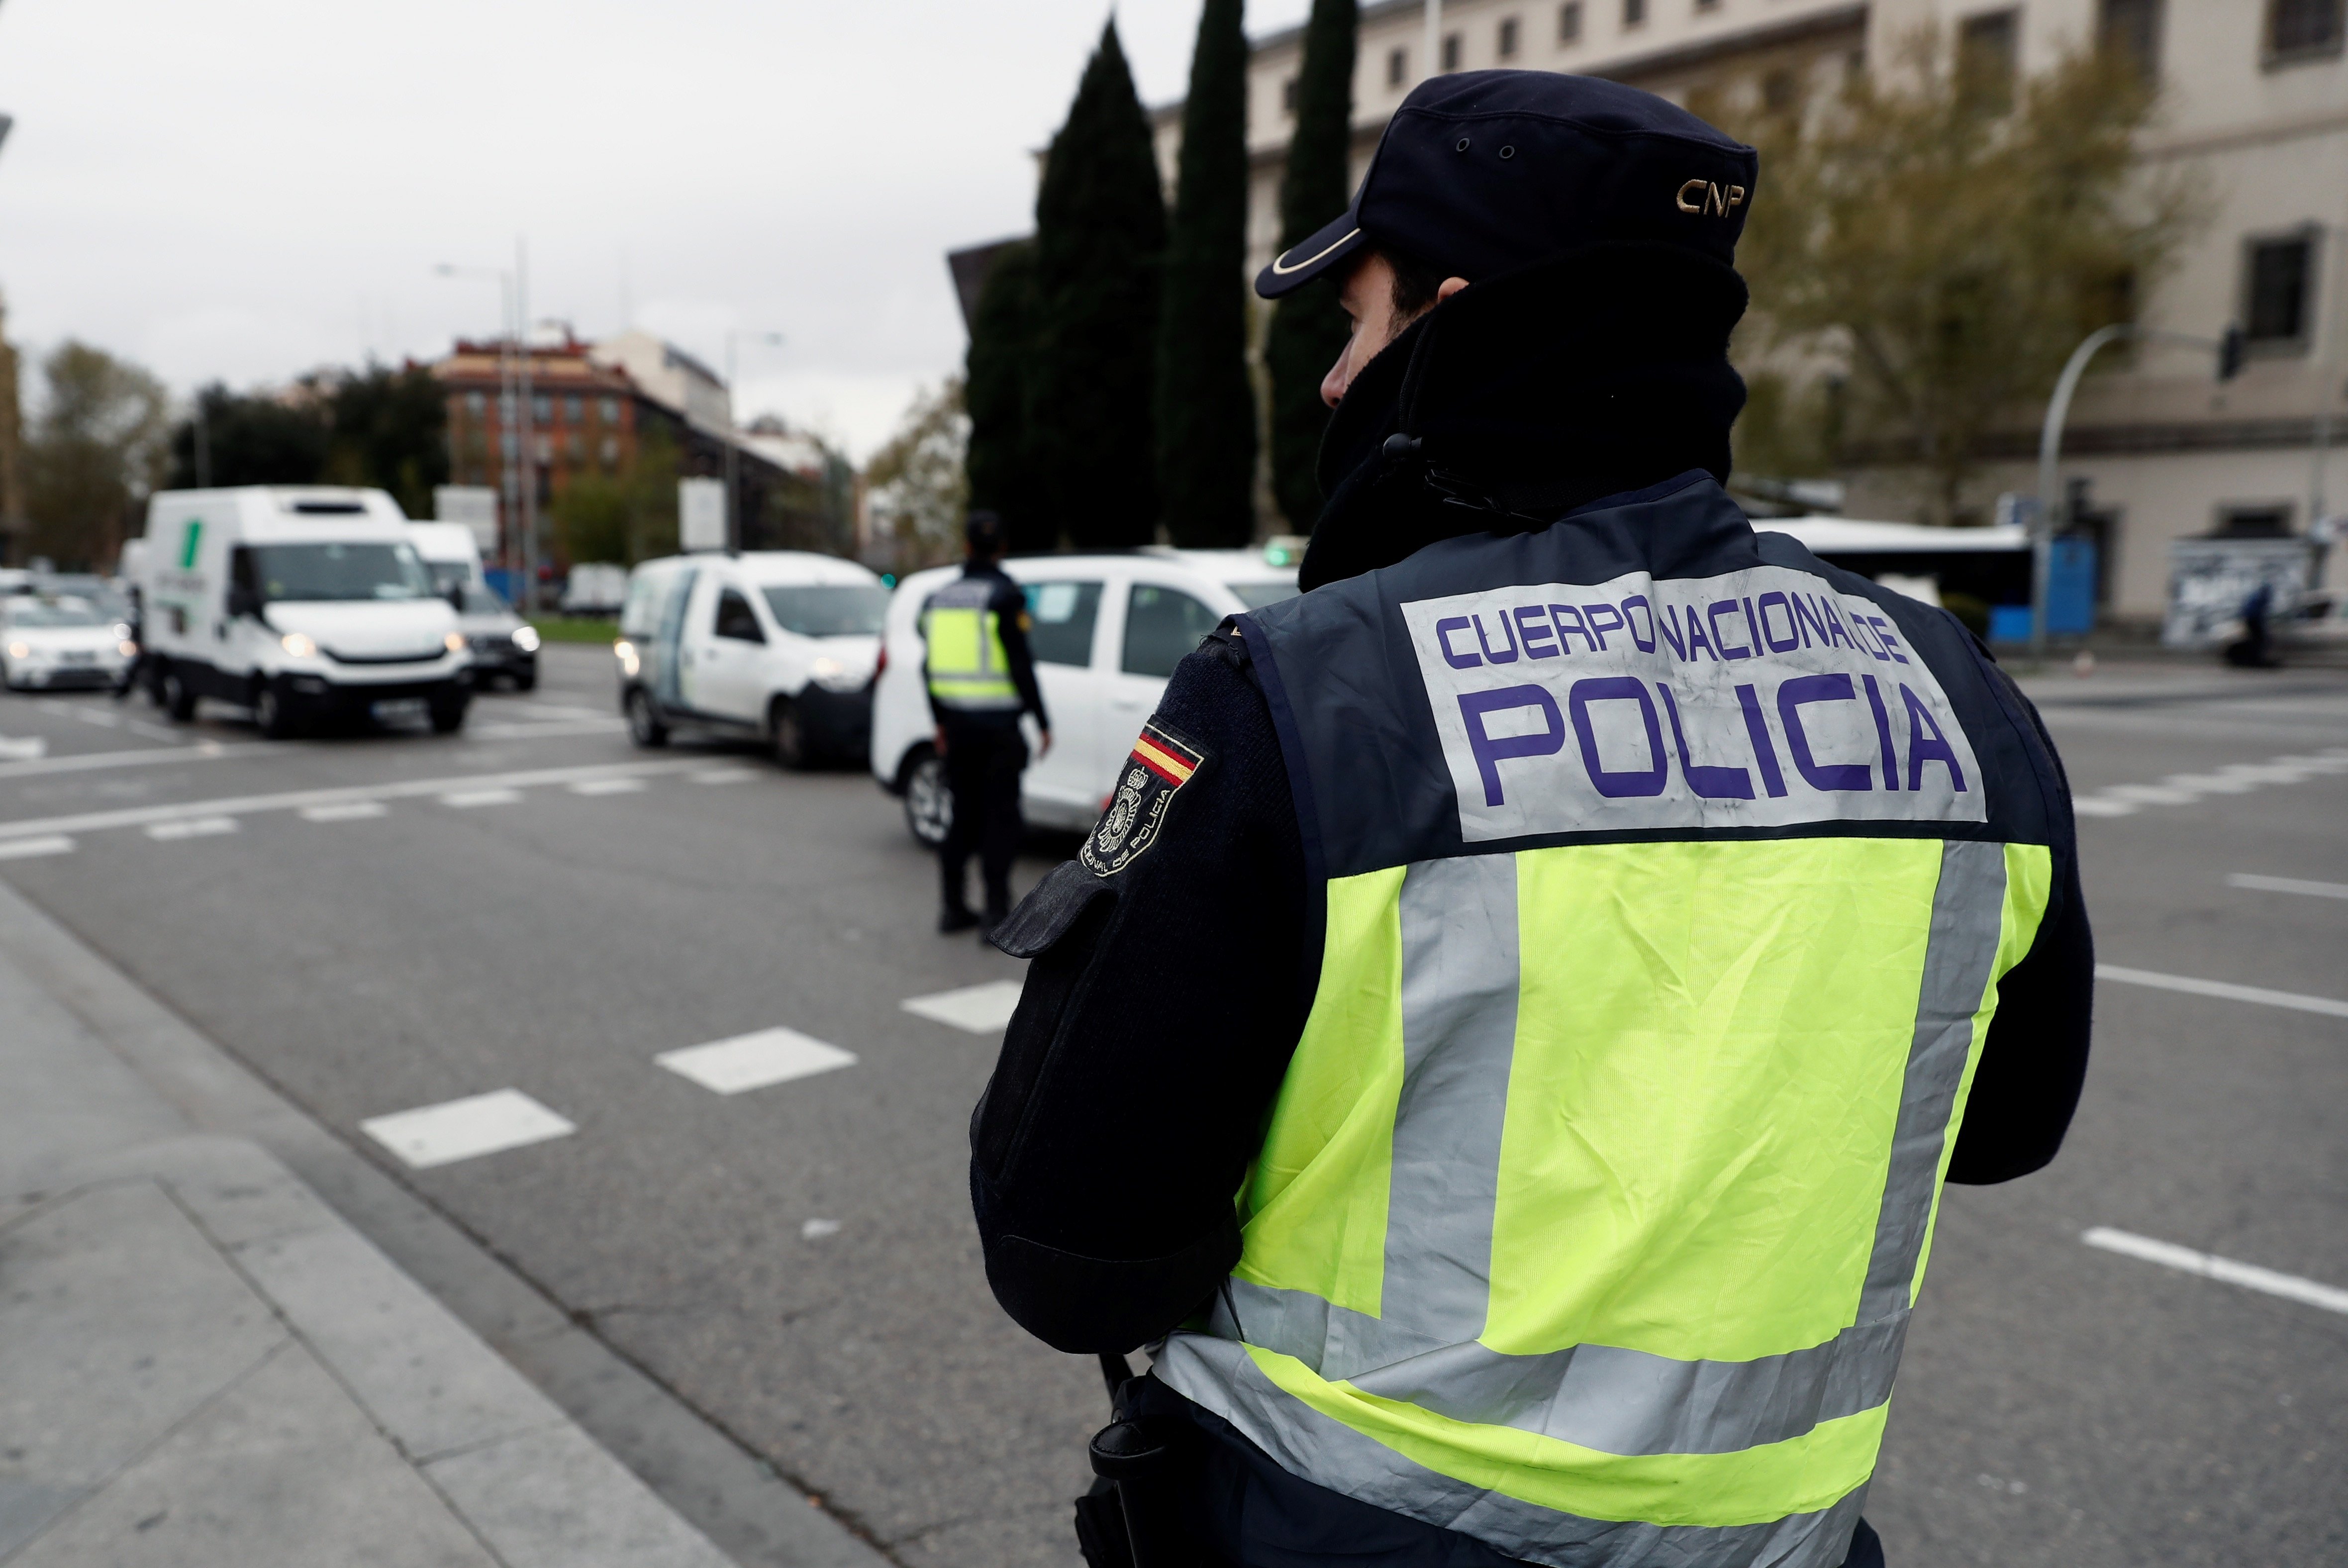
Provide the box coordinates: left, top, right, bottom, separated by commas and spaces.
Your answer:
137, 487, 470, 737
614, 551, 888, 768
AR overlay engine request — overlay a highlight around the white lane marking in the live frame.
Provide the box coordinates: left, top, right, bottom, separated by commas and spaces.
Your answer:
442, 788, 524, 808
2229, 872, 2348, 900
145, 816, 237, 841
901, 980, 1026, 1033
655, 1027, 858, 1094
0, 834, 74, 860
0, 758, 701, 842
360, 1089, 576, 1169
0, 740, 230, 781
689, 768, 758, 785
801, 1218, 842, 1239
2096, 963, 2348, 1019
2082, 1227, 2348, 1316
122, 717, 186, 743
0, 736, 48, 761
465, 718, 628, 740
301, 801, 388, 823
567, 777, 647, 796
2071, 746, 2348, 819
69, 707, 121, 728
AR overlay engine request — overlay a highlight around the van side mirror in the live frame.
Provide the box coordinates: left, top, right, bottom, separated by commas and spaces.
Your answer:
447, 584, 465, 610
225, 585, 260, 618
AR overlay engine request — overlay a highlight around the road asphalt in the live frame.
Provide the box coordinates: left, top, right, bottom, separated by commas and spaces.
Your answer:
0, 645, 2339, 1568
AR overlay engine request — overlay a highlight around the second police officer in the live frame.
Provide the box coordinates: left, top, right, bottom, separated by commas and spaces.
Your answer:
970, 72, 2093, 1568
921, 509, 1051, 937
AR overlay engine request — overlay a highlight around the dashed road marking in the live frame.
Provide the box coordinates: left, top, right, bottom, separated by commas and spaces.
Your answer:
442, 788, 525, 808
567, 777, 647, 796
2228, 872, 2348, 900
2097, 963, 2348, 1019
0, 736, 48, 761
2072, 748, 2348, 817
145, 816, 237, 841
2083, 1227, 2348, 1316
901, 980, 1025, 1033
360, 1088, 577, 1169
0, 834, 74, 860
689, 768, 758, 785
301, 801, 389, 823
656, 1027, 858, 1094
0, 758, 702, 843
0, 740, 231, 781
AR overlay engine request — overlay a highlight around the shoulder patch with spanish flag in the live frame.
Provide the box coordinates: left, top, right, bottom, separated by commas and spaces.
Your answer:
1080, 719, 1206, 877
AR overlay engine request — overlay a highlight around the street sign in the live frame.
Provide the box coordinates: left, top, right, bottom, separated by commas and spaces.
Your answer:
679, 477, 726, 552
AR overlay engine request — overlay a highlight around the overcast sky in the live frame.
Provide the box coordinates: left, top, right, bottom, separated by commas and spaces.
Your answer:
0, 0, 1314, 460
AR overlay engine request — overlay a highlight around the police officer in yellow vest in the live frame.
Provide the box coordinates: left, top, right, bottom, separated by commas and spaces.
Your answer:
972, 72, 2093, 1568
924, 510, 1051, 936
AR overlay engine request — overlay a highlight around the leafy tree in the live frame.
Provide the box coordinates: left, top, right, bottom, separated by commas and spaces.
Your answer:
864, 379, 970, 574
1263, 0, 1358, 530
168, 384, 332, 490
22, 341, 169, 570
1031, 21, 1166, 550
963, 241, 1051, 555
1734, 30, 2203, 524
324, 363, 449, 520
1156, 0, 1258, 547
550, 424, 678, 565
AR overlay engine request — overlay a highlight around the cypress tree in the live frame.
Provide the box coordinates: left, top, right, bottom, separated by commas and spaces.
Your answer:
962, 241, 1052, 555
1155, 0, 1258, 548
1263, 0, 1358, 531
1032, 22, 1167, 550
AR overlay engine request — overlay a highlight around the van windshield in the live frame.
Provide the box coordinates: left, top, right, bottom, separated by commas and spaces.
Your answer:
761, 584, 888, 637
250, 543, 433, 603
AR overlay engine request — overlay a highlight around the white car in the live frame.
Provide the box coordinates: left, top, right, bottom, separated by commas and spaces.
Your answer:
1, 597, 135, 691
872, 548, 1299, 846
616, 551, 890, 768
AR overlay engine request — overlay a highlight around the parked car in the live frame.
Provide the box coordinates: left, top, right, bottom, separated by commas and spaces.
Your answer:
561, 563, 628, 616
0, 596, 134, 691
408, 522, 539, 690
615, 551, 889, 768
133, 486, 469, 737
871, 548, 1298, 847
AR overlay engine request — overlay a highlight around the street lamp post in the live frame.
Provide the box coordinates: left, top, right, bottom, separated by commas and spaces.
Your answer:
2032, 323, 2228, 664
435, 261, 519, 606
721, 330, 785, 554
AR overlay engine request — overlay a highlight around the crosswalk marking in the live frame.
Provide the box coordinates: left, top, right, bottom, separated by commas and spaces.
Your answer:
145, 816, 237, 841
0, 834, 74, 860
2072, 748, 2348, 817
901, 980, 1025, 1033
567, 777, 647, 796
301, 801, 389, 823
442, 787, 524, 808
0, 736, 47, 761
360, 1089, 577, 1169
2097, 963, 2348, 1019
656, 1027, 858, 1094
2228, 872, 2348, 900
2083, 1227, 2348, 1316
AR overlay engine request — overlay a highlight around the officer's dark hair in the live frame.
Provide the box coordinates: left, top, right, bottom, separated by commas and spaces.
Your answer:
965, 509, 1007, 557
1377, 244, 1451, 320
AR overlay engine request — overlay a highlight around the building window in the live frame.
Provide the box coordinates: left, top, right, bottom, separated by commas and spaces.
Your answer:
500, 432, 518, 460
465, 391, 485, 417
1957, 10, 2019, 117
600, 396, 620, 423
1695, 0, 1720, 11
2099, 0, 2163, 79
1283, 76, 1299, 112
532, 394, 552, 424
2243, 232, 2318, 352
2267, 0, 2345, 63
1624, 0, 1647, 27
1388, 45, 1408, 83
1442, 31, 1462, 70
1560, 1, 1583, 42
1499, 16, 1520, 56
600, 436, 620, 467
2216, 504, 2294, 538
564, 394, 583, 424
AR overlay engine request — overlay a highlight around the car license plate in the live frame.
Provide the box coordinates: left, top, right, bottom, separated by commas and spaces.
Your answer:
61, 652, 96, 664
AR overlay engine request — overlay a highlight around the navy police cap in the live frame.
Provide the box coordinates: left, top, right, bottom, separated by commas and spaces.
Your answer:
1256, 70, 1757, 298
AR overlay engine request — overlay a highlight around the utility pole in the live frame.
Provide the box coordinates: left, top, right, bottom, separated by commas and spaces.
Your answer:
515, 237, 537, 615
193, 392, 211, 488
721, 329, 784, 554
1423, 0, 1442, 81
436, 261, 519, 606
2308, 221, 2348, 564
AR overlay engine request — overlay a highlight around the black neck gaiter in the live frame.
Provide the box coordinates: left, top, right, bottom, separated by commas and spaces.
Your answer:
1299, 244, 1751, 593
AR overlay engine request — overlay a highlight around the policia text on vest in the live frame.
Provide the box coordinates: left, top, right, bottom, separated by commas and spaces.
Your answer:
974, 474, 2089, 1568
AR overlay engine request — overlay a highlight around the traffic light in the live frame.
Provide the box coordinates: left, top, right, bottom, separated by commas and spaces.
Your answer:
2218, 324, 2246, 382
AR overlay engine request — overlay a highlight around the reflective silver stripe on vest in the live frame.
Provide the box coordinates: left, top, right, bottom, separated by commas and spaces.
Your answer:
1161, 839, 2008, 1551
1155, 1333, 1872, 1568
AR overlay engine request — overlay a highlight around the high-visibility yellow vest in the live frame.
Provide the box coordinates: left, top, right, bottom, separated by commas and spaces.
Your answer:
922, 575, 1021, 713
1154, 477, 2059, 1568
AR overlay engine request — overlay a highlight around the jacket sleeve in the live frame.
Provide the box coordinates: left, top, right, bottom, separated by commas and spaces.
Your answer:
1946, 666, 2094, 1184
991, 578, 1051, 732
970, 631, 1310, 1353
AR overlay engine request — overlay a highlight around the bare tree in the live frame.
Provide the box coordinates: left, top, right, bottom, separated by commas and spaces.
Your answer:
863, 380, 969, 575
22, 341, 170, 569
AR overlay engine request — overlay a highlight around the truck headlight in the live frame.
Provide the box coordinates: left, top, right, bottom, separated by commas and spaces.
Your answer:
6, 641, 28, 659
280, 632, 317, 659
809, 656, 864, 692
511, 624, 541, 653
119, 640, 139, 657
614, 639, 640, 678
445, 632, 467, 653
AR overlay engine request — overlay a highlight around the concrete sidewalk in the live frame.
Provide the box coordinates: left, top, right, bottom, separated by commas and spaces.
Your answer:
0, 881, 879, 1568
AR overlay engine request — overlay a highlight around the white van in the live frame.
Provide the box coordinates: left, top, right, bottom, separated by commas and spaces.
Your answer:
137, 487, 468, 737
871, 549, 1298, 845
408, 521, 540, 690
614, 551, 889, 768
